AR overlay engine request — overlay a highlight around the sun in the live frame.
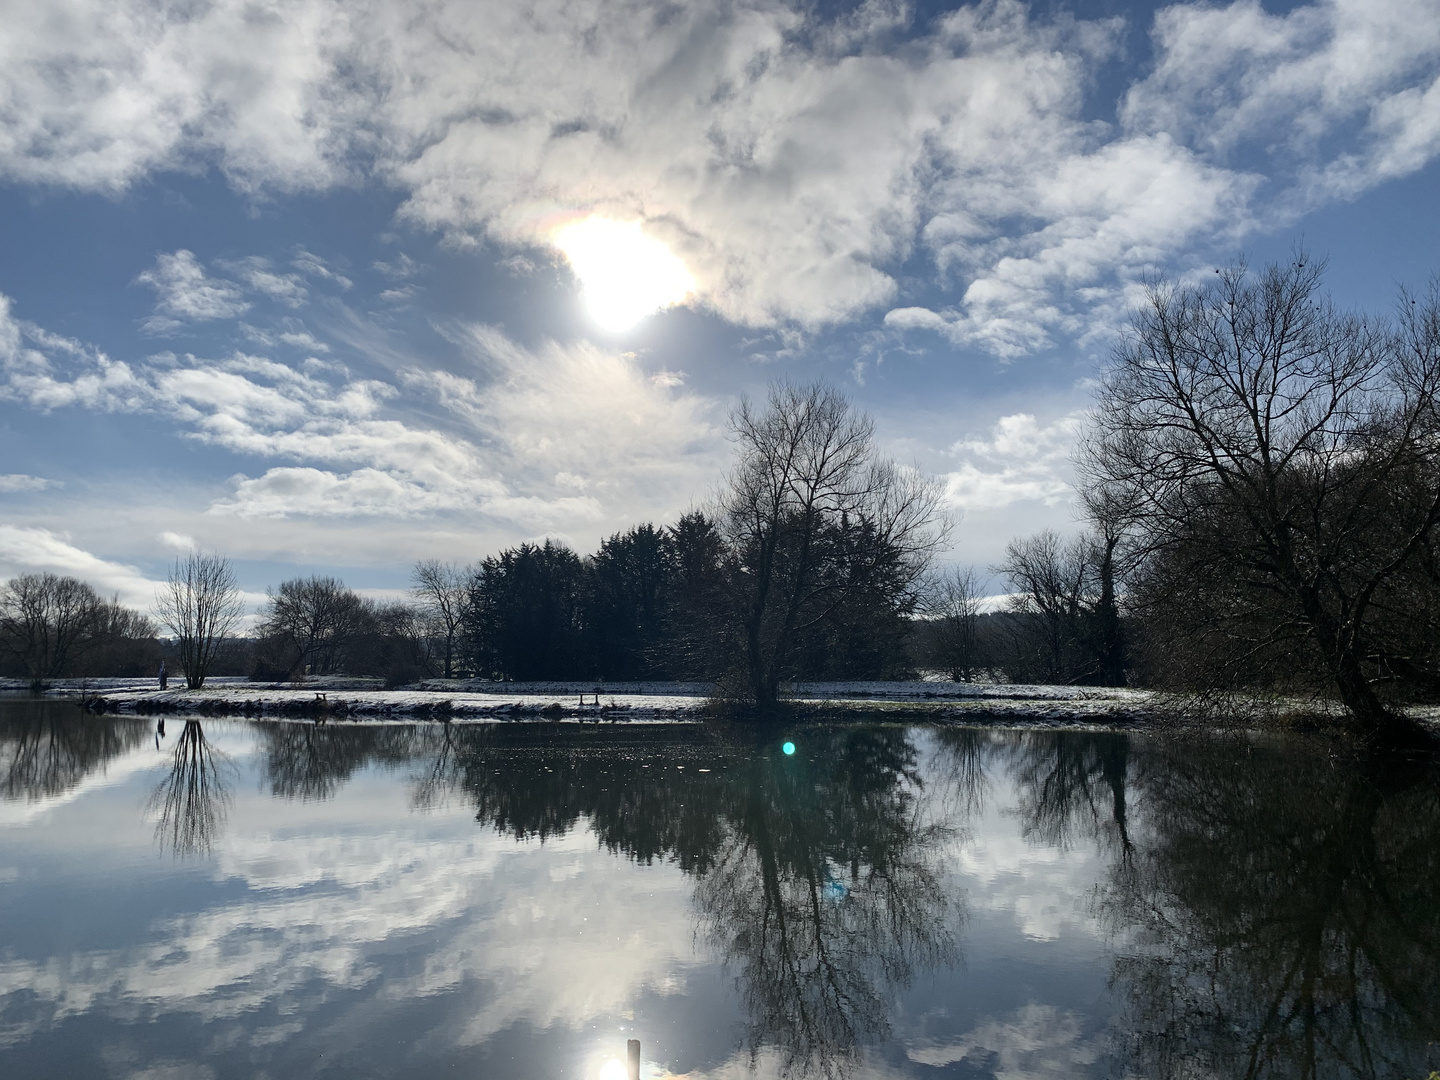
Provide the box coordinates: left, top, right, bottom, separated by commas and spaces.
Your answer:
552, 216, 696, 332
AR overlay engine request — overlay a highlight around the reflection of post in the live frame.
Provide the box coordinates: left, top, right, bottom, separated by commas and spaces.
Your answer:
626, 1039, 639, 1080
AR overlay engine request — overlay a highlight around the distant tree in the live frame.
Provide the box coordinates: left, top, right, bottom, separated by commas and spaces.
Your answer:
78, 597, 161, 678
0, 573, 105, 687
995, 530, 1094, 684
716, 381, 948, 709
256, 575, 370, 678
411, 560, 470, 678
923, 565, 986, 683
464, 541, 587, 680
1080, 255, 1440, 743
155, 552, 246, 689
347, 600, 432, 687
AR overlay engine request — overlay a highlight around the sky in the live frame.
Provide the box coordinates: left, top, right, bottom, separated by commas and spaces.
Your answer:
1, 0, 1439, 610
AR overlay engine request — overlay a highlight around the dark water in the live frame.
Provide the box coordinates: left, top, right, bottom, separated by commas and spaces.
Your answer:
0, 698, 1437, 1080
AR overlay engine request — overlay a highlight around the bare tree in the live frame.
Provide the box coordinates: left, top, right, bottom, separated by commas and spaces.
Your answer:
257, 575, 370, 678
717, 381, 948, 710
411, 559, 469, 678
0, 573, 105, 687
923, 565, 986, 682
155, 552, 246, 690
1079, 254, 1440, 744
995, 530, 1093, 684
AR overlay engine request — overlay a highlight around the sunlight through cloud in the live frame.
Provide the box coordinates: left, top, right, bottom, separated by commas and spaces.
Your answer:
552, 217, 695, 332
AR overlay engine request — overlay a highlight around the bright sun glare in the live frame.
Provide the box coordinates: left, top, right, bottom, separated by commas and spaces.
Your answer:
597, 1059, 628, 1080
552, 216, 696, 332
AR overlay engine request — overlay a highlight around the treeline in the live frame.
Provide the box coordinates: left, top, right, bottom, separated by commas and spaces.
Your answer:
247, 510, 915, 685
0, 573, 165, 685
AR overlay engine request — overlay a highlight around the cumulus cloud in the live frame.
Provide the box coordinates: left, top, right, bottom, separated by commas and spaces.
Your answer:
2, 0, 1436, 354
940, 412, 1083, 511
0, 524, 160, 607
135, 250, 250, 332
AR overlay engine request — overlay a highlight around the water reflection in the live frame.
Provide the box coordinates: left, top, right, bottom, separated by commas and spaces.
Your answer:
1104, 738, 1440, 1080
148, 719, 235, 857
0, 697, 146, 801
2, 700, 1438, 1080
411, 724, 960, 1076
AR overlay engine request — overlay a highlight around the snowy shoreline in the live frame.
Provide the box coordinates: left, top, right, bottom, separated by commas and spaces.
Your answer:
12, 676, 1159, 724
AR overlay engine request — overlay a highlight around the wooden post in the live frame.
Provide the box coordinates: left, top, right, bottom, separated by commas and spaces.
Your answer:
626, 1039, 640, 1080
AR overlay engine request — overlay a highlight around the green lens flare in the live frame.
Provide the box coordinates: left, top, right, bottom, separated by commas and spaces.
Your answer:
782, 741, 796, 756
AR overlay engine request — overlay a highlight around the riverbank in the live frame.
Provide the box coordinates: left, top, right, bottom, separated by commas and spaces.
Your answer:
20, 676, 1159, 724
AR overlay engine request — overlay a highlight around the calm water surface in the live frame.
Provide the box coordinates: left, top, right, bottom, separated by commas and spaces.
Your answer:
0, 697, 1436, 1079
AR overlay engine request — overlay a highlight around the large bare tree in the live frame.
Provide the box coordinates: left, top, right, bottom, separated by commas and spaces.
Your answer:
0, 573, 105, 687
155, 552, 245, 690
718, 381, 948, 710
1080, 255, 1440, 744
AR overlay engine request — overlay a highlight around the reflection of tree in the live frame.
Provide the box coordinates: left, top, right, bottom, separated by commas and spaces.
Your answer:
692, 728, 957, 1077
1104, 739, 1440, 1080
148, 720, 235, 857
1002, 730, 1132, 857
417, 723, 959, 1077
260, 722, 418, 801
0, 699, 146, 801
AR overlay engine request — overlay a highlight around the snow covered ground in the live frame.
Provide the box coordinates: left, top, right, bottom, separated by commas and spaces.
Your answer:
27, 677, 1157, 724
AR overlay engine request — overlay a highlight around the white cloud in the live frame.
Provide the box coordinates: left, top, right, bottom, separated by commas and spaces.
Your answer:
292, 249, 353, 290
1, 292, 722, 531
3, 0, 1436, 354
135, 250, 250, 331
405, 324, 724, 512
0, 524, 160, 607
0, 474, 60, 493
941, 412, 1083, 511
158, 531, 195, 551
906, 1004, 1101, 1076
218, 256, 309, 307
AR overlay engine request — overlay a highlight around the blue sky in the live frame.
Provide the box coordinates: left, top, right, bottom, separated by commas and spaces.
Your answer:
1, 0, 1439, 609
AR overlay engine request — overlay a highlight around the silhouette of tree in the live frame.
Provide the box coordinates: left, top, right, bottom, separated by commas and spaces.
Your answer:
1081, 255, 1440, 741
155, 551, 245, 689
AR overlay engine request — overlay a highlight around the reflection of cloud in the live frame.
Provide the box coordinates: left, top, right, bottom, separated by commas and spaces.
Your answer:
906, 1003, 1102, 1077
0, 805, 699, 1056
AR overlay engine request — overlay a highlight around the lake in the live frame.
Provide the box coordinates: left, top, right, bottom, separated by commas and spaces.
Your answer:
1, 696, 1436, 1079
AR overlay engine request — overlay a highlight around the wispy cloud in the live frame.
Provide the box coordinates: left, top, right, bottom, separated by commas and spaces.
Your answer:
1, 291, 724, 531
0, 474, 60, 493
